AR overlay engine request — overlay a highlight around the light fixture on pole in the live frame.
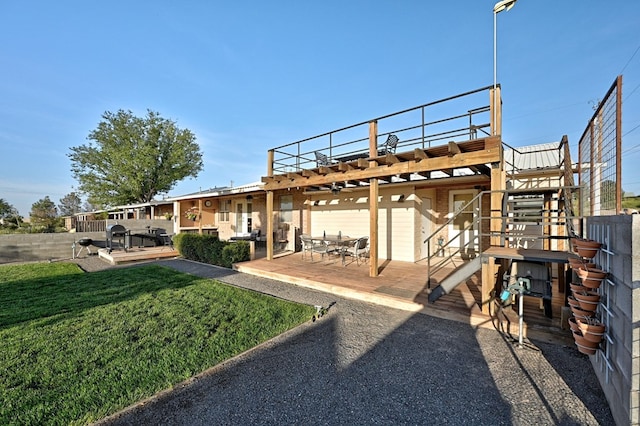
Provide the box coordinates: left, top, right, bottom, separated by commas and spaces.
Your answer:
493, 0, 517, 136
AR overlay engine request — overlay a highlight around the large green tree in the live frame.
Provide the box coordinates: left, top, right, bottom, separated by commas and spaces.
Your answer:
68, 109, 203, 207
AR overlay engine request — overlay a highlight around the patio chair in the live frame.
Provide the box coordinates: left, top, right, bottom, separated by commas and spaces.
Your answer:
315, 151, 331, 167
300, 234, 314, 260
344, 236, 369, 265
381, 134, 399, 155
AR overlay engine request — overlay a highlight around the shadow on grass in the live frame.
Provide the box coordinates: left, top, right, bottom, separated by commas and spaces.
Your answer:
0, 265, 201, 330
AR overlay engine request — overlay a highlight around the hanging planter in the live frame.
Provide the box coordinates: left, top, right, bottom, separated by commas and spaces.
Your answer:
572, 330, 600, 349
570, 304, 595, 320
573, 290, 601, 304
569, 282, 588, 294
575, 341, 598, 355
572, 238, 602, 259
567, 296, 580, 309
568, 317, 581, 333
577, 317, 606, 335
577, 267, 607, 289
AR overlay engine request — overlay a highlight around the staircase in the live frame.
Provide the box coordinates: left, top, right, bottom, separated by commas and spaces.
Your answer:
426, 139, 578, 305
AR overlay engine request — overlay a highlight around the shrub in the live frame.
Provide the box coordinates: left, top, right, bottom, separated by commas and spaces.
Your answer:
221, 241, 250, 267
175, 233, 250, 267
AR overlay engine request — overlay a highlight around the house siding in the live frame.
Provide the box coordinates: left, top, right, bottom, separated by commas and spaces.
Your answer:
310, 187, 418, 262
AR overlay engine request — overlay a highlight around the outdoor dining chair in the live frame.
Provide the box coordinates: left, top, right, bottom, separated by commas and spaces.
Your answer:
315, 151, 331, 167
300, 235, 314, 260
344, 236, 369, 265
381, 134, 399, 154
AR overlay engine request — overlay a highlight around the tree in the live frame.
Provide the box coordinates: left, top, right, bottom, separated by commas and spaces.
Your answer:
0, 198, 18, 219
0, 198, 21, 227
68, 109, 203, 207
58, 192, 82, 216
30, 196, 59, 231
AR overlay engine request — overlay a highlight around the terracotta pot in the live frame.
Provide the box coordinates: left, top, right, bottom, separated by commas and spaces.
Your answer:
572, 330, 600, 348
573, 291, 601, 304
576, 298, 599, 311
569, 283, 588, 293
573, 239, 602, 259
570, 304, 595, 320
575, 246, 599, 259
577, 268, 607, 289
568, 317, 581, 332
582, 330, 605, 343
575, 342, 598, 355
567, 296, 580, 309
577, 318, 606, 335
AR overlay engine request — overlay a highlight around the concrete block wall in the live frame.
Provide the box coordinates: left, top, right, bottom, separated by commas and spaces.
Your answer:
0, 219, 173, 264
0, 232, 105, 264
587, 215, 639, 426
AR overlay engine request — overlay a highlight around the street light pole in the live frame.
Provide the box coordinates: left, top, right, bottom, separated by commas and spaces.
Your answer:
493, 0, 518, 136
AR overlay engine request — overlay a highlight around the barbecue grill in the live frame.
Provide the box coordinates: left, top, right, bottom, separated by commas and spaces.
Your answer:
106, 224, 130, 253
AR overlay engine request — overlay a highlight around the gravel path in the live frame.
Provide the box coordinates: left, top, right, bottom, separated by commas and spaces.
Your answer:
70, 257, 613, 426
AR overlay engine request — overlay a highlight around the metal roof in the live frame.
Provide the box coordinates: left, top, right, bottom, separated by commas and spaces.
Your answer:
503, 142, 564, 171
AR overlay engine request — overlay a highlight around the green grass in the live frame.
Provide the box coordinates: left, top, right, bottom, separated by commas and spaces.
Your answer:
0, 263, 315, 425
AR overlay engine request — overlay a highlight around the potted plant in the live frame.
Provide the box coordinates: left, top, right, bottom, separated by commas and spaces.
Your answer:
164, 212, 173, 221
184, 207, 200, 221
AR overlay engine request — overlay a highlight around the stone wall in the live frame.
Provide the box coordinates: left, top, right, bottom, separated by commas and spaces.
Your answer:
0, 220, 172, 264
586, 214, 639, 426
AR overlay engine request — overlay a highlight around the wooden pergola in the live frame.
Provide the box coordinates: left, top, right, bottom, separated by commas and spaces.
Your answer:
262, 127, 505, 278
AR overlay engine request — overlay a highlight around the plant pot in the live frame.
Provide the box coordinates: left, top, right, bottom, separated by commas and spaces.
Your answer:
577, 318, 606, 335
575, 341, 598, 355
573, 291, 601, 304
567, 296, 580, 309
569, 282, 588, 294
577, 267, 607, 288
568, 317, 581, 332
572, 239, 602, 259
582, 330, 605, 344
575, 246, 599, 259
570, 304, 595, 320
576, 299, 599, 312
572, 330, 600, 348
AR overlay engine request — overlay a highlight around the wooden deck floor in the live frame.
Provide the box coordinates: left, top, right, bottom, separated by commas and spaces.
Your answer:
97, 246, 180, 264
235, 251, 573, 344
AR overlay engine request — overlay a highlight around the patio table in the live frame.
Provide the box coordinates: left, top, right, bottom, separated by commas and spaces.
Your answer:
311, 236, 358, 265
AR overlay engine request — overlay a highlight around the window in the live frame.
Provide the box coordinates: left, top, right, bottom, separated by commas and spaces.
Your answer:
279, 195, 293, 223
220, 199, 231, 222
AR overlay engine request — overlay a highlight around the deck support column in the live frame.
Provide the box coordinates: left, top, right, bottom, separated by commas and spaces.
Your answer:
369, 120, 379, 277
484, 152, 505, 314
266, 190, 274, 260
481, 255, 497, 315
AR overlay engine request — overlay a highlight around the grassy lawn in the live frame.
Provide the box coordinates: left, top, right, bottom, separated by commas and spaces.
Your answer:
0, 262, 315, 425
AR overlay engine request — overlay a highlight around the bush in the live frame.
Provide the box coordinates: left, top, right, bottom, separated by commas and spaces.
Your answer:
174, 233, 250, 267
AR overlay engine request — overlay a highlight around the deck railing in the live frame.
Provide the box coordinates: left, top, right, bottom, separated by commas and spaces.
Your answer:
423, 185, 585, 287
268, 86, 496, 175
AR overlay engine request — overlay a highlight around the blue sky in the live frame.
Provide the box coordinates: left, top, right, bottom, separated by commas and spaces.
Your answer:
1, 1, 639, 216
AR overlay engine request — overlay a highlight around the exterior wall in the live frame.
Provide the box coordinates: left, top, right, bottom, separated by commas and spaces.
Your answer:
309, 186, 419, 262
586, 215, 639, 426
0, 232, 105, 264
415, 188, 437, 260
272, 190, 307, 252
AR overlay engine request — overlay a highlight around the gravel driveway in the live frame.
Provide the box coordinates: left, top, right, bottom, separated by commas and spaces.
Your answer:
73, 258, 613, 426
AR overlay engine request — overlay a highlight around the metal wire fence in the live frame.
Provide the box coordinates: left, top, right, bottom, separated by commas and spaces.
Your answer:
579, 76, 622, 216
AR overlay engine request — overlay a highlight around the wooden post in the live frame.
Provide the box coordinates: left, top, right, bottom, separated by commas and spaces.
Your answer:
490, 161, 505, 247
198, 199, 203, 235
481, 256, 495, 315
266, 191, 274, 260
490, 86, 502, 136
267, 149, 274, 177
369, 121, 379, 277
